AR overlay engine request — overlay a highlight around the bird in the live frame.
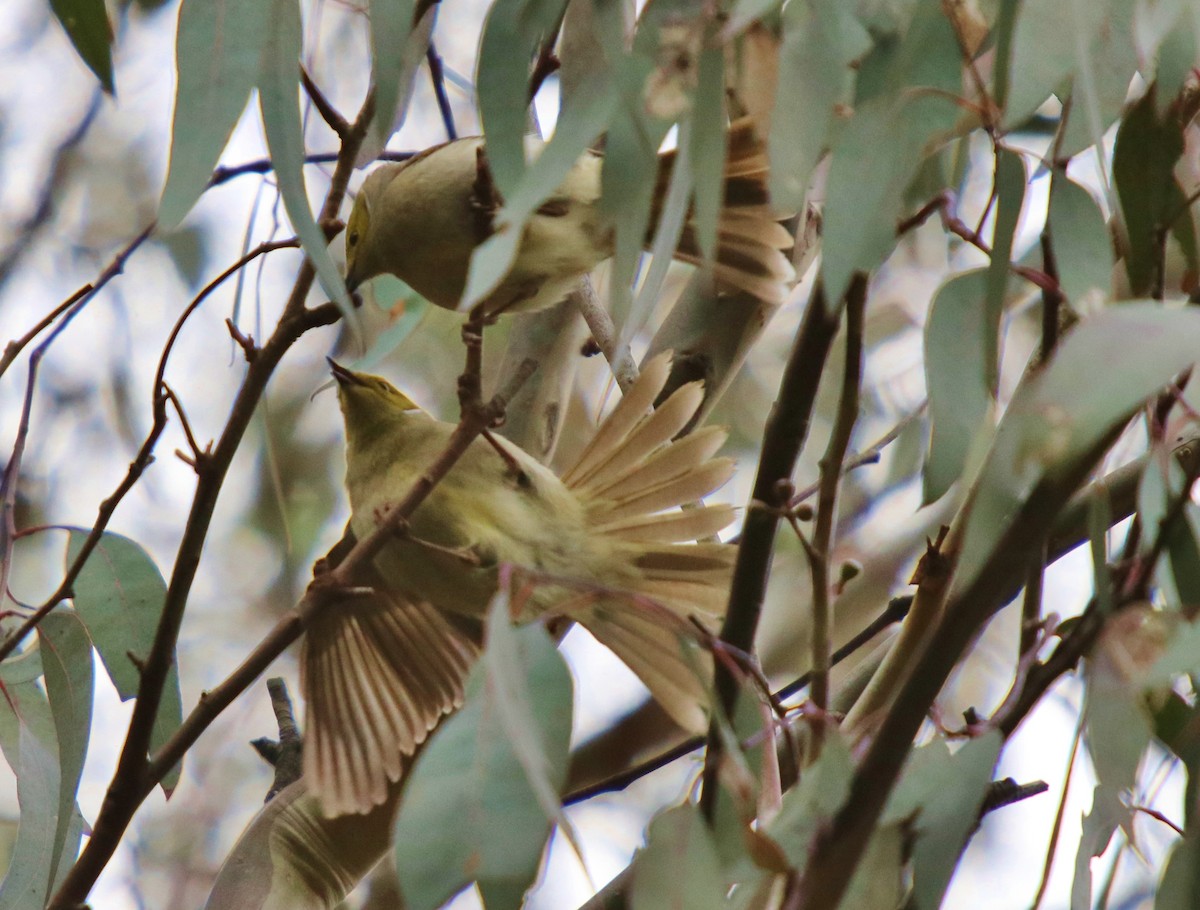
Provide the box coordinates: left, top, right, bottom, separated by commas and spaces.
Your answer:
301, 353, 738, 815
342, 118, 795, 316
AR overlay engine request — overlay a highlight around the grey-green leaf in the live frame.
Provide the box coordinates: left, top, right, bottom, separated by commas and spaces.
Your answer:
257, 0, 355, 322
923, 270, 997, 504
955, 305, 1200, 594
158, 0, 269, 230
631, 804, 727, 910
0, 669, 63, 910
1048, 176, 1114, 308
368, 0, 418, 148
65, 529, 183, 792
50, 0, 114, 93
38, 609, 94, 893
392, 616, 573, 910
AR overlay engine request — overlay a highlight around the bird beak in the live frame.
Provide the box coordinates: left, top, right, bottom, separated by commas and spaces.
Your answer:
327, 358, 363, 387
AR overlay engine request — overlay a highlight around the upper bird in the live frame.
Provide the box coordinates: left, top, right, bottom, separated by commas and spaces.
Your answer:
343, 118, 795, 316
303, 354, 738, 815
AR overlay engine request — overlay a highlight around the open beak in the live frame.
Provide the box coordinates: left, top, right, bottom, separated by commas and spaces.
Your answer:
327, 358, 364, 387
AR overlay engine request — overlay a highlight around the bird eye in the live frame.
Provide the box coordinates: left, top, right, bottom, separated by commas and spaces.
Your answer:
348, 230, 359, 246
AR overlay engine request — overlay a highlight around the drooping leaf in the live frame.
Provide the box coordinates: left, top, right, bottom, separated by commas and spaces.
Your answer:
923, 270, 997, 504
158, 0, 270, 230
766, 730, 854, 866
1003, 0, 1118, 128
50, 0, 114, 93
954, 305, 1200, 594
1071, 785, 1127, 910
392, 609, 573, 910
1048, 176, 1114, 308
368, 0, 418, 148
0, 669, 64, 910
38, 609, 93, 893
462, 84, 617, 309
65, 529, 183, 792
1113, 87, 1187, 297
476, 0, 571, 198
1157, 829, 1200, 910
257, 0, 355, 322
985, 149, 1027, 359
631, 804, 727, 910
821, 2, 963, 301
882, 733, 1002, 909
768, 0, 870, 209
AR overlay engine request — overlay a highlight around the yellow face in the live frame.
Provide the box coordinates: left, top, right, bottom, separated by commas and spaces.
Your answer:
331, 363, 421, 414
344, 195, 371, 288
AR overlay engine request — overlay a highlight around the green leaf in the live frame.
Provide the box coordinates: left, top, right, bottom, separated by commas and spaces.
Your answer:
820, 2, 963, 301
1071, 785, 1126, 910
50, 0, 114, 94
392, 609, 573, 910
955, 305, 1200, 594
256, 0, 355, 322
766, 730, 854, 866
0, 645, 44, 686
985, 149, 1026, 360
368, 0, 418, 148
462, 83, 617, 309
923, 270, 997, 504
38, 609, 93, 893
842, 824, 905, 910
631, 804, 726, 910
882, 733, 1001, 909
65, 530, 183, 792
1003, 0, 1117, 128
1057, 1, 1136, 158
1048, 176, 1114, 308
158, 0, 269, 230
0, 669, 63, 910
476, 0, 571, 198
1113, 87, 1187, 296
768, 0, 870, 209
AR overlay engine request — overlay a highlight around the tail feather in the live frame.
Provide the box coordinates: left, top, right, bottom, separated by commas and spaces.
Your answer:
561, 352, 673, 488
302, 577, 480, 816
592, 503, 736, 541
594, 458, 735, 524
577, 606, 712, 733
655, 117, 795, 305
589, 426, 728, 502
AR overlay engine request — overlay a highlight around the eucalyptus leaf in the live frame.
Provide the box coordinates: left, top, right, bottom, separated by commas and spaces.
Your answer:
631, 804, 726, 910
38, 609, 93, 893
1048, 176, 1114, 308
985, 149, 1026, 355
923, 270, 997, 504
368, 0, 419, 148
158, 0, 269, 230
50, 0, 114, 93
257, 0, 355, 322
65, 529, 183, 792
392, 611, 573, 910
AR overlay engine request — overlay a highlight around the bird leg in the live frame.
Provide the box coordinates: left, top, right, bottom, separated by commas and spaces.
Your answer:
482, 430, 531, 487
375, 509, 486, 567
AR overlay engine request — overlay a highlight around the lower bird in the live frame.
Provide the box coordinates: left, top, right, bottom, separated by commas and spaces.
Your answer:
301, 353, 738, 815
342, 118, 795, 315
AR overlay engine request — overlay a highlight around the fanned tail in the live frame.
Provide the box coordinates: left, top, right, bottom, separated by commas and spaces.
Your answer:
655, 117, 796, 305
301, 565, 480, 816
561, 352, 737, 732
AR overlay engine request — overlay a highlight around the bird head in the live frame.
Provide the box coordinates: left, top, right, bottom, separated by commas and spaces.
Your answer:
328, 360, 422, 442
343, 191, 373, 292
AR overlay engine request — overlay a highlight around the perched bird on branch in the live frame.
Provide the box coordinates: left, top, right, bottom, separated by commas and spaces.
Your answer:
302, 353, 737, 815
342, 118, 794, 316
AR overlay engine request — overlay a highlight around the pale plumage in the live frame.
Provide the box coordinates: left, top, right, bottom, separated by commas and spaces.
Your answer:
343, 119, 795, 315
302, 354, 738, 815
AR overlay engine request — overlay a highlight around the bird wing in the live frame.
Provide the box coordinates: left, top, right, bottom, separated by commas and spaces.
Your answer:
301, 560, 480, 816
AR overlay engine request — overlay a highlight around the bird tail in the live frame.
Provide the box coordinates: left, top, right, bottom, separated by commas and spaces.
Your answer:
654, 117, 796, 305
559, 352, 737, 732
301, 559, 480, 816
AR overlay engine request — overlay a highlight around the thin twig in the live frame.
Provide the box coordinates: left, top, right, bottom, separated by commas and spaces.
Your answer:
699, 278, 853, 819
572, 278, 638, 392
207, 150, 414, 189
300, 65, 350, 138
788, 403, 926, 507
806, 287, 865, 728
426, 43, 457, 141
0, 287, 90, 381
